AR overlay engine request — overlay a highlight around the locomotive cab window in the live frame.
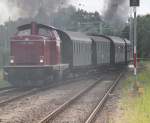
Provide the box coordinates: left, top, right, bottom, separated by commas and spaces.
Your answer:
17, 29, 31, 36
38, 28, 50, 37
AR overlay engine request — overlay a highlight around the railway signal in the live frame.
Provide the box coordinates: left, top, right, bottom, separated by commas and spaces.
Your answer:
130, 0, 141, 93
130, 0, 140, 7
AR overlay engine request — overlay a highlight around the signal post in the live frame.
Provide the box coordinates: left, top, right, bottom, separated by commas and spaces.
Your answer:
130, 0, 141, 93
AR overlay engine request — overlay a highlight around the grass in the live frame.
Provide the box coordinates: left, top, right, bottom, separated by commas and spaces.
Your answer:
116, 61, 150, 123
0, 69, 10, 88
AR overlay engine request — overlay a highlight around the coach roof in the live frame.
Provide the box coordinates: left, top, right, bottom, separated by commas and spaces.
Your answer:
64, 31, 91, 42
89, 35, 110, 43
124, 39, 131, 44
108, 36, 125, 44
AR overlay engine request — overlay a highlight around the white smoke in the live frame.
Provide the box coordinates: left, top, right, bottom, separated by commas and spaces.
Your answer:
0, 0, 20, 24
0, 0, 69, 24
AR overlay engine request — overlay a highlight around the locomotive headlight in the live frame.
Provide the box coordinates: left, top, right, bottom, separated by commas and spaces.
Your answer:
10, 56, 15, 64
10, 59, 14, 63
40, 59, 44, 63
40, 56, 44, 63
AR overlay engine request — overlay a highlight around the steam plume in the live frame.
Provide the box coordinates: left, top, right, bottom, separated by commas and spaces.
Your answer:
104, 0, 129, 29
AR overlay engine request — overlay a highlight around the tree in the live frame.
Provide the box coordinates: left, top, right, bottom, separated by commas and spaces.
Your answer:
121, 25, 129, 39
137, 15, 150, 57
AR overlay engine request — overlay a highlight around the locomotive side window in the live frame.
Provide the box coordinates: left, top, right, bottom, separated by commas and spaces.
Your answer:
53, 30, 60, 41
18, 29, 31, 36
39, 28, 49, 37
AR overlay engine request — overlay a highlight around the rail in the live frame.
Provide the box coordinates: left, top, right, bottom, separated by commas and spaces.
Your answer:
39, 77, 103, 123
85, 73, 123, 123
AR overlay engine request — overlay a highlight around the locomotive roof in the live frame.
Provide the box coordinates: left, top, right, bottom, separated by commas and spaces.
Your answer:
64, 31, 91, 42
17, 23, 57, 31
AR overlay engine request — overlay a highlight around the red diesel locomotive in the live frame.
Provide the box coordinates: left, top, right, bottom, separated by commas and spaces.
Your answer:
4, 22, 69, 87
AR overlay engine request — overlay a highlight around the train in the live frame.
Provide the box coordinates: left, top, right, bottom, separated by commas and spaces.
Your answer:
3, 22, 132, 87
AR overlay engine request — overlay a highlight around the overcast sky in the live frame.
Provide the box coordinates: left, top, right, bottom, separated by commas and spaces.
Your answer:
0, 0, 149, 24
72, 0, 150, 15
71, 0, 104, 14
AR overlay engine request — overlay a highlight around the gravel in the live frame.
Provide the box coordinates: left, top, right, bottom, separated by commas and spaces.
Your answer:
0, 71, 119, 123
50, 74, 116, 123
0, 79, 95, 123
94, 72, 127, 123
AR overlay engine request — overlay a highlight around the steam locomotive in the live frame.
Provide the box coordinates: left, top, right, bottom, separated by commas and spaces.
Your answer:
4, 22, 132, 87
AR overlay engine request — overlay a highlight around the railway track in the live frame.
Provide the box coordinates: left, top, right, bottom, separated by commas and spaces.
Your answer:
0, 87, 17, 95
0, 75, 100, 107
0, 86, 14, 91
85, 73, 123, 123
0, 88, 37, 106
39, 73, 123, 123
